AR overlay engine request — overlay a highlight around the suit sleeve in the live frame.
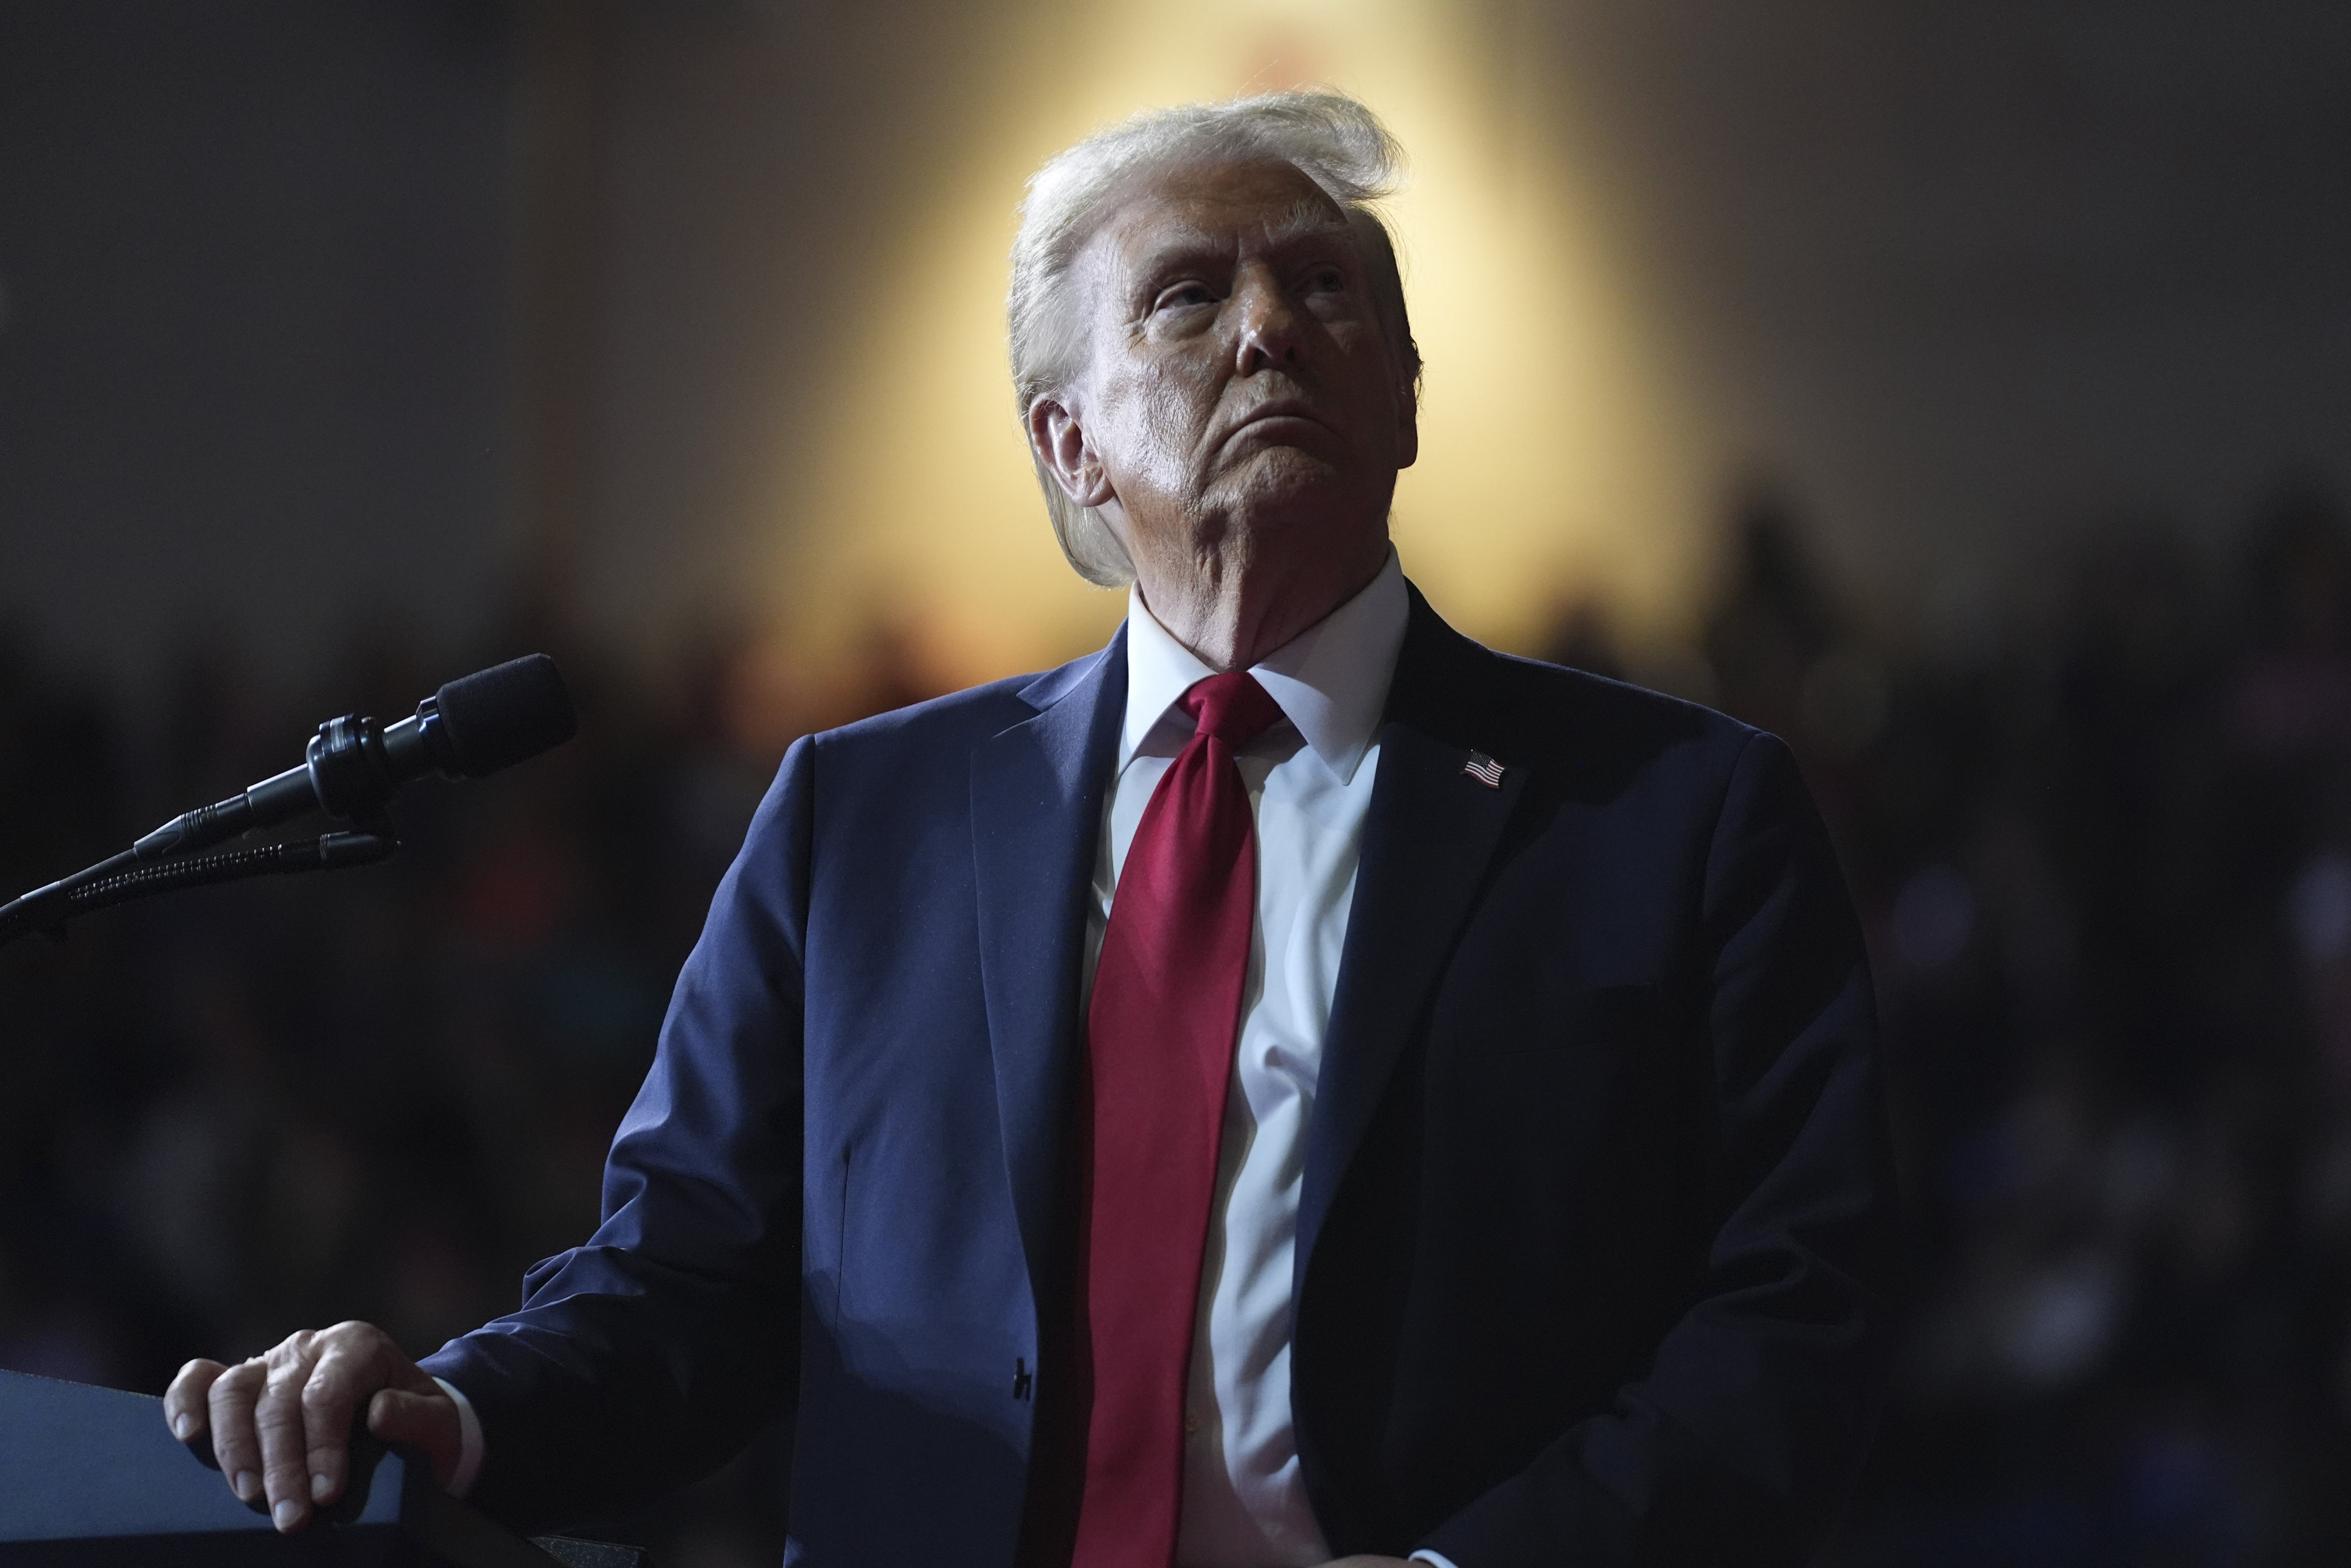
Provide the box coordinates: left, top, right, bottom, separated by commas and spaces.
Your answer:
417, 734, 817, 1531
1420, 731, 1901, 1567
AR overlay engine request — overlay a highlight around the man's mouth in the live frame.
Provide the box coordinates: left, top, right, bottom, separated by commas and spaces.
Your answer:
1225, 400, 1329, 443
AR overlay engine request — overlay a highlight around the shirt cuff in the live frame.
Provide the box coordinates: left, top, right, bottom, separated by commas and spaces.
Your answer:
431, 1376, 485, 1498
1411, 1551, 1461, 1568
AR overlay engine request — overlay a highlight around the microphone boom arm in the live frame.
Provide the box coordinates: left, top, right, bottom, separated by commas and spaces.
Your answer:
0, 827, 398, 950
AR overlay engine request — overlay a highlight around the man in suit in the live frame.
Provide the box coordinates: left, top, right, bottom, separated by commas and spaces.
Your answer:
168, 91, 1897, 1567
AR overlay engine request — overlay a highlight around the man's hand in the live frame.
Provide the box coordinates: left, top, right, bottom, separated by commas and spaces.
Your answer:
164, 1321, 461, 1533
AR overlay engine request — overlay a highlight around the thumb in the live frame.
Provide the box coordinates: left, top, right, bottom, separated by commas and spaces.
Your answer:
366, 1386, 462, 1489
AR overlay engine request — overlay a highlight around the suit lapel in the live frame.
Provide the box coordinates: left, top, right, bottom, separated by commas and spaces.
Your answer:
970, 630, 1128, 1301
1295, 595, 1528, 1302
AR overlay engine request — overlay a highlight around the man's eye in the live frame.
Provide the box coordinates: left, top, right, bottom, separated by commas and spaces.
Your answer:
1153, 284, 1215, 313
1303, 267, 1345, 295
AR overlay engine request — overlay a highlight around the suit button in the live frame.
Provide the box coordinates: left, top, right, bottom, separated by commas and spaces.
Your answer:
1183, 1412, 1200, 1437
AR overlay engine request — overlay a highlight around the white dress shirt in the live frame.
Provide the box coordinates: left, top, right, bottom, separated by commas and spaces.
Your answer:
447, 552, 1458, 1567
1087, 553, 1408, 1568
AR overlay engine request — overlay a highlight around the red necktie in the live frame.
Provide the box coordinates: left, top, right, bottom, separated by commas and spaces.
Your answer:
1070, 671, 1285, 1568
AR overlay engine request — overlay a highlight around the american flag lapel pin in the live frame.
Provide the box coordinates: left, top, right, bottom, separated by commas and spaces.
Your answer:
1463, 751, 1505, 789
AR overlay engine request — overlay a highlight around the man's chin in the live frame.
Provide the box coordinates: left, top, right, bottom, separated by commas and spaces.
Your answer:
1217, 446, 1354, 508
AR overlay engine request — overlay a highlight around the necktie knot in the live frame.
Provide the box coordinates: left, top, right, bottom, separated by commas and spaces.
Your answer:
1181, 671, 1283, 750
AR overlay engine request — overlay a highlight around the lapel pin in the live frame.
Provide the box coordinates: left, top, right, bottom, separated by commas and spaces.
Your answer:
1463, 751, 1504, 789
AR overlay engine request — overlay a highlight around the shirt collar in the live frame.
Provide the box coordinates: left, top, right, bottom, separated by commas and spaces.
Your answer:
1120, 549, 1407, 786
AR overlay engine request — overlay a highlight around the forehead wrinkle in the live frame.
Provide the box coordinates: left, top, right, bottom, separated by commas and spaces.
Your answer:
1128, 218, 1222, 264
1117, 196, 1357, 282
1147, 196, 1351, 257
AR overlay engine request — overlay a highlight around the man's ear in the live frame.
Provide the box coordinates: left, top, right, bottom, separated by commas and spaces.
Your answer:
1027, 395, 1117, 509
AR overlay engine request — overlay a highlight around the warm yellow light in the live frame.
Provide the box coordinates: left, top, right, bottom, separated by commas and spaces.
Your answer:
756, 0, 1711, 689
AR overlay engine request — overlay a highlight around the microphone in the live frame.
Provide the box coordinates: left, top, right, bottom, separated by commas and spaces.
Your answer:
133, 654, 578, 861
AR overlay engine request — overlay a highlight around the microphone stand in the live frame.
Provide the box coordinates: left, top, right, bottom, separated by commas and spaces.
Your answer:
0, 820, 398, 950
0, 707, 414, 951
2, 654, 576, 953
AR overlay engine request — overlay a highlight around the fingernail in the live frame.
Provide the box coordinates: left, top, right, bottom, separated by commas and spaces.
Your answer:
233, 1471, 258, 1502
311, 1473, 332, 1503
172, 1414, 194, 1441
273, 1500, 303, 1532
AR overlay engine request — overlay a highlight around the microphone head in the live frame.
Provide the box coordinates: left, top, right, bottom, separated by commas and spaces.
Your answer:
434, 654, 578, 778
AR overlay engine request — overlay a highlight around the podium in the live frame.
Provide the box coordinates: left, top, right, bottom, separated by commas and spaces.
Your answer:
0, 1369, 648, 1566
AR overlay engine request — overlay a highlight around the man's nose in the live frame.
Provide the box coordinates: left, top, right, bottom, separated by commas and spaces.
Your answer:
1231, 269, 1304, 375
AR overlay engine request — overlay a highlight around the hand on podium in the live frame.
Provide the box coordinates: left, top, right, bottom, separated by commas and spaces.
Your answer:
164, 1321, 462, 1535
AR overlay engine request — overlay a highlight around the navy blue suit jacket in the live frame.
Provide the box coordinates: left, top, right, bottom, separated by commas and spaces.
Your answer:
421, 587, 1898, 1567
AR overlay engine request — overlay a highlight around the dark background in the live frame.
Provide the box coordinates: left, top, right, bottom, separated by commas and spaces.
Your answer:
3, 3, 2350, 1564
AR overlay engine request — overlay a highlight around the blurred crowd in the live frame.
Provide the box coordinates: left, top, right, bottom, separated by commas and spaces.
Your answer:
7, 479, 2351, 1565
1676, 478, 2351, 1568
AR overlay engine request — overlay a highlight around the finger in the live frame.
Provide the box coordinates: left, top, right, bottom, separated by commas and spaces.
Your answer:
256, 1340, 323, 1531
207, 1360, 268, 1506
302, 1329, 394, 1507
165, 1359, 226, 1445
369, 1386, 462, 1489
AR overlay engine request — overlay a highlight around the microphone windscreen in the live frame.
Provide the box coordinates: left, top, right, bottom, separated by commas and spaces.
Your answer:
435, 654, 578, 778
